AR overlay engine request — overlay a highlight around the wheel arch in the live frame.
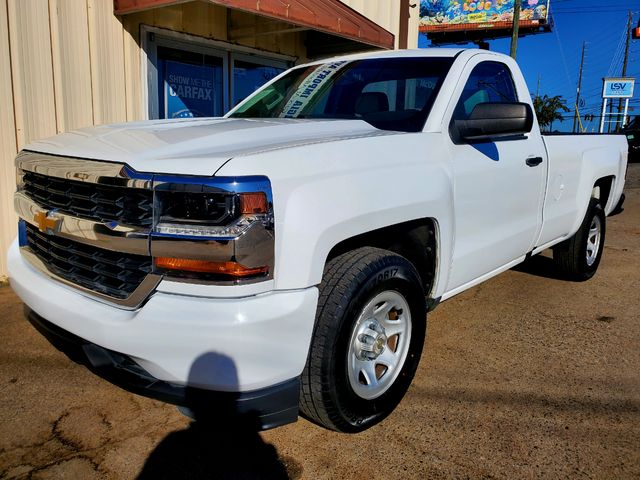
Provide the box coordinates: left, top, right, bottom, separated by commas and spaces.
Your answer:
568, 147, 621, 236
325, 218, 440, 298
592, 175, 615, 211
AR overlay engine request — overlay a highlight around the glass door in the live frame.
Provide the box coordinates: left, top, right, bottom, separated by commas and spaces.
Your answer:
157, 46, 224, 119
146, 33, 229, 120
145, 31, 291, 119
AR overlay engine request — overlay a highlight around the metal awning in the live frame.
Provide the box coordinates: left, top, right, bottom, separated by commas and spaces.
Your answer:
114, 0, 394, 51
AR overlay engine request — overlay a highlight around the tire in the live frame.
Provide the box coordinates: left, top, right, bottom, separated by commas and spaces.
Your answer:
300, 247, 426, 433
553, 198, 606, 281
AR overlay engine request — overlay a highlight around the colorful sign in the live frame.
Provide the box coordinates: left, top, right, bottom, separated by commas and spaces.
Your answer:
602, 78, 635, 99
419, 0, 550, 32
164, 61, 217, 119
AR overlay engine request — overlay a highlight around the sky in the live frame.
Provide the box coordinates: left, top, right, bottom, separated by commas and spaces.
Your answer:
419, 0, 640, 132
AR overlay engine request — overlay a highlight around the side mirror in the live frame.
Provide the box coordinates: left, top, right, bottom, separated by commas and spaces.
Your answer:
453, 102, 534, 142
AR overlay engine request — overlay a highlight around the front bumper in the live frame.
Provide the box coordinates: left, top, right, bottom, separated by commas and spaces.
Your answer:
8, 239, 318, 402
26, 308, 299, 429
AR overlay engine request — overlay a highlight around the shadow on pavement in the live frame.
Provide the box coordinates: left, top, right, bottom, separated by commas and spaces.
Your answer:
415, 385, 640, 415
138, 352, 290, 480
511, 253, 565, 281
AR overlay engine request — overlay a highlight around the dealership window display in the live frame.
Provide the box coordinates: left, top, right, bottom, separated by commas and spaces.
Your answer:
146, 31, 289, 120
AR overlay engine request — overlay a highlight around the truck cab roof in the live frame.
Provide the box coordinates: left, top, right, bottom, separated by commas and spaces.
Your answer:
308, 47, 510, 66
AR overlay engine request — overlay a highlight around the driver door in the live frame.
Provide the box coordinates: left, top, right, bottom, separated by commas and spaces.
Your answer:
446, 60, 547, 291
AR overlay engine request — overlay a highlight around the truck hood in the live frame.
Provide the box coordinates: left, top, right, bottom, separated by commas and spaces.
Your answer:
25, 117, 399, 176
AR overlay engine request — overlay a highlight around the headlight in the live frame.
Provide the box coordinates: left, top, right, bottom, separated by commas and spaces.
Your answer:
150, 176, 274, 283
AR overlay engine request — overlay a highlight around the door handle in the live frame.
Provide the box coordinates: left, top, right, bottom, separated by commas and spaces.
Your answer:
526, 156, 543, 167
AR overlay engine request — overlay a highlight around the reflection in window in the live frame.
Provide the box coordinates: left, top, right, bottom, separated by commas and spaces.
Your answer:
454, 62, 518, 120
233, 60, 285, 107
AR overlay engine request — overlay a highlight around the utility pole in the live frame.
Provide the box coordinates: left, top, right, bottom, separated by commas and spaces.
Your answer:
510, 0, 522, 59
573, 41, 586, 133
398, 0, 410, 49
536, 74, 541, 98
617, 12, 633, 130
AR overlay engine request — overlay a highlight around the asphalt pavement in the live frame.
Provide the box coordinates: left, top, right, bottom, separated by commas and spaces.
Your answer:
1, 165, 639, 479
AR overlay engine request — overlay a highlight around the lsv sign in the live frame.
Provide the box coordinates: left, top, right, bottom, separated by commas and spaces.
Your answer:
610, 83, 629, 91
602, 77, 635, 99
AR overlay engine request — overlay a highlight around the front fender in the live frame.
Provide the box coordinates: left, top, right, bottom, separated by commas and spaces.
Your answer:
216, 133, 455, 295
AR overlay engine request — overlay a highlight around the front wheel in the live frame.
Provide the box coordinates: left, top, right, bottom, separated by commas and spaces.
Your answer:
553, 198, 606, 281
300, 247, 426, 433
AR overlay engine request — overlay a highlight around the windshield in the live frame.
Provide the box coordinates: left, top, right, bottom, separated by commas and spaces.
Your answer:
228, 57, 454, 133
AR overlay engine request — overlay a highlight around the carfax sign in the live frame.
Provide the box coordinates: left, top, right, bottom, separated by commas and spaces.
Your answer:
602, 78, 635, 99
164, 61, 216, 118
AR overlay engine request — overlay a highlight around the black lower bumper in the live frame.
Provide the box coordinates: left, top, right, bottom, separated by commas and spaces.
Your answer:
26, 308, 299, 430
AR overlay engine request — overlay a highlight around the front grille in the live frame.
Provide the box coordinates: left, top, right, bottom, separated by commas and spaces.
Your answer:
26, 224, 152, 299
22, 171, 153, 227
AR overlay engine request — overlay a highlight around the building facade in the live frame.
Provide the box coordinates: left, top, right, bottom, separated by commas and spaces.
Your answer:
0, 0, 420, 278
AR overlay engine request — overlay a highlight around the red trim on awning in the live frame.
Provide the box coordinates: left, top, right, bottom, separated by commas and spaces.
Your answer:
114, 0, 394, 49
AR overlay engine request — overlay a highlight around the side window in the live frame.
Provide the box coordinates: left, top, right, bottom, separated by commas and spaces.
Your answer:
453, 62, 518, 120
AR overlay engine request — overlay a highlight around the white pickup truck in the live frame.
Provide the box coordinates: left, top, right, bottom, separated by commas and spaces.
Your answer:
8, 48, 627, 432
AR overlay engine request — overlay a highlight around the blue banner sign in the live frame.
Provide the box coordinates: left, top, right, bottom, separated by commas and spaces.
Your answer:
602, 78, 635, 99
165, 61, 216, 118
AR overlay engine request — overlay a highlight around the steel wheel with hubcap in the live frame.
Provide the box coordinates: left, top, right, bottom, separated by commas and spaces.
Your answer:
300, 247, 426, 433
585, 215, 602, 267
348, 290, 412, 400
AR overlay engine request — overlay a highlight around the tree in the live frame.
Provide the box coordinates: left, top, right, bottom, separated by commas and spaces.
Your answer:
533, 94, 570, 132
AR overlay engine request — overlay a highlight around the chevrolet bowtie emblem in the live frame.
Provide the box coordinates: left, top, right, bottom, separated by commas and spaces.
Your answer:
34, 211, 62, 234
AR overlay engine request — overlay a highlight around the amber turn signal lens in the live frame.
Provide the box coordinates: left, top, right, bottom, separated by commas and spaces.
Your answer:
155, 257, 268, 277
240, 192, 268, 214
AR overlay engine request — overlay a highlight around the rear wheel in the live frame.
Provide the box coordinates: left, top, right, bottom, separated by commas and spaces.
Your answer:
300, 247, 426, 433
553, 198, 606, 281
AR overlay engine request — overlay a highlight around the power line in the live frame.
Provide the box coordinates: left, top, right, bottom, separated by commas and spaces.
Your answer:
608, 26, 628, 77
552, 7, 638, 12
551, 18, 575, 94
